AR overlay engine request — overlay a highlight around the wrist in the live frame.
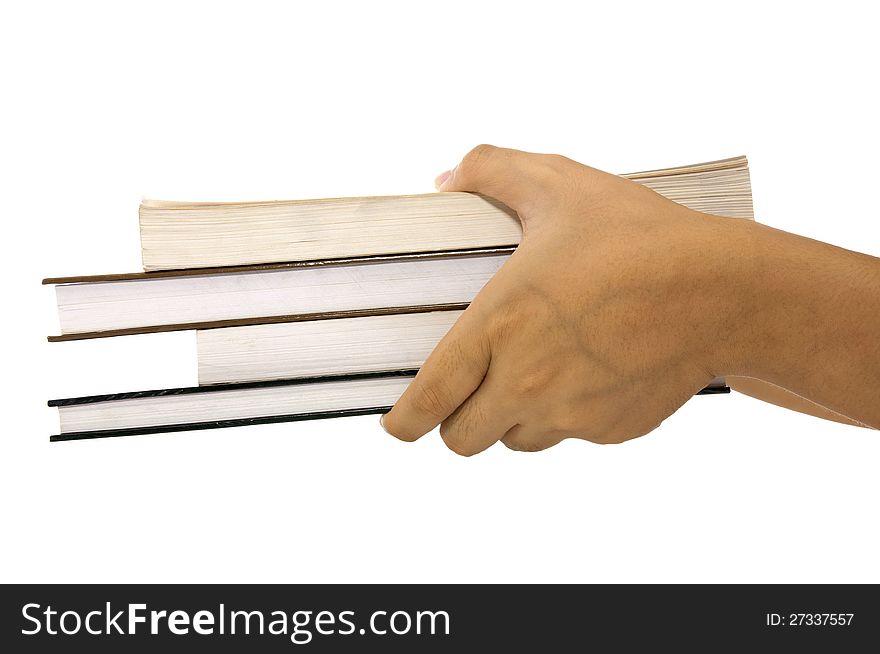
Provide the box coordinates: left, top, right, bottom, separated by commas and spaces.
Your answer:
692, 215, 767, 379
715, 219, 870, 385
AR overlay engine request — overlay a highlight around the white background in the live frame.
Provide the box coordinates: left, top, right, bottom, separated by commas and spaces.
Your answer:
2, 0, 878, 583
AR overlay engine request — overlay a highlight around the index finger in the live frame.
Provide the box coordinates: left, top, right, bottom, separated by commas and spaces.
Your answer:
381, 307, 491, 441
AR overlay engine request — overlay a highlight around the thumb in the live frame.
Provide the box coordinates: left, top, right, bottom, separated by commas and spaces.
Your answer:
434, 145, 555, 216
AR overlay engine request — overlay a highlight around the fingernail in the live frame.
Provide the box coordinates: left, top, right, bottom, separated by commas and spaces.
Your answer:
434, 169, 452, 190
379, 413, 389, 434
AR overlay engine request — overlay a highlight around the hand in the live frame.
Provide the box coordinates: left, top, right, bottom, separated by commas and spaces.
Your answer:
381, 145, 755, 454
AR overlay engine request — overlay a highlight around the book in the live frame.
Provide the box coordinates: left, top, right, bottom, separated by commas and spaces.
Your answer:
197, 308, 728, 388
198, 308, 464, 384
47, 156, 754, 341
46, 249, 506, 341
49, 370, 729, 442
49, 370, 417, 441
139, 156, 753, 271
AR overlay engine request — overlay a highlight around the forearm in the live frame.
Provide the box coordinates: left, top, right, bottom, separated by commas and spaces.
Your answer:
726, 376, 866, 427
723, 219, 880, 428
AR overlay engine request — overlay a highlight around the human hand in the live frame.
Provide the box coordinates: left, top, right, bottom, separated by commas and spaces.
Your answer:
381, 145, 756, 454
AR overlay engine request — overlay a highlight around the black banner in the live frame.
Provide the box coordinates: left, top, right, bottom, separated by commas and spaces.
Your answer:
1, 584, 876, 651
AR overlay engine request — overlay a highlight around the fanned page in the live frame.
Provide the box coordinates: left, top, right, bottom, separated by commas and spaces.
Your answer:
139, 156, 753, 271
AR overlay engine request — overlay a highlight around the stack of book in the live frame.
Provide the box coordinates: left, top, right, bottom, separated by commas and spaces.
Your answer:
45, 156, 754, 441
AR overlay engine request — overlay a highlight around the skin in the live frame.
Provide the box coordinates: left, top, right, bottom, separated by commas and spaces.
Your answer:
381, 145, 880, 455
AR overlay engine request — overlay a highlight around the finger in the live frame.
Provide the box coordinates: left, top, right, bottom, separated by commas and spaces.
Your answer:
439, 369, 517, 457
500, 425, 565, 452
382, 307, 490, 442
436, 144, 557, 216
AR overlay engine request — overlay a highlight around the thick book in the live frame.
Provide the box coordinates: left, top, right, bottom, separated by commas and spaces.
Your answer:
140, 156, 752, 271
49, 370, 728, 442
46, 156, 753, 341
45, 249, 505, 341
199, 308, 465, 384
197, 308, 727, 388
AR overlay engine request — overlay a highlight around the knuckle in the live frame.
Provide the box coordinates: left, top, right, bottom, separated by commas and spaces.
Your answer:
466, 143, 497, 162
485, 303, 518, 344
410, 382, 451, 420
458, 144, 497, 177
444, 336, 474, 375
439, 406, 485, 457
439, 424, 478, 457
